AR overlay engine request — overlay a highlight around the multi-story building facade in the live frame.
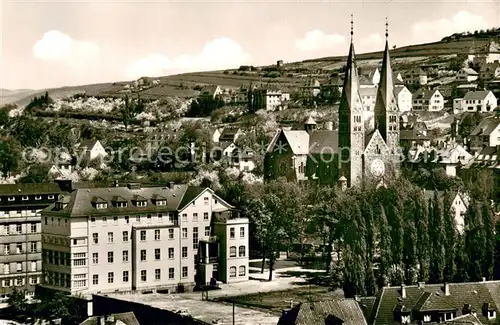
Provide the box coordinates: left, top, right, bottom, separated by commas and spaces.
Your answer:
412, 89, 444, 111
0, 183, 64, 298
40, 183, 248, 295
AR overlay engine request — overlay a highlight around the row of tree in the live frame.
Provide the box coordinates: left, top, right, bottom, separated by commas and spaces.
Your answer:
214, 174, 500, 297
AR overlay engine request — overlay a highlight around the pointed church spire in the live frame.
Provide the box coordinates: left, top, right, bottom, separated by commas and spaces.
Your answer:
350, 14, 354, 43
374, 17, 399, 152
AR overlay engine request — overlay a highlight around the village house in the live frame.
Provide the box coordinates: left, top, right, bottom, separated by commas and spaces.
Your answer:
394, 85, 413, 113
366, 281, 500, 324
40, 183, 249, 295
456, 67, 479, 83
468, 115, 500, 151
199, 85, 222, 100
263, 88, 290, 111
80, 312, 140, 325
404, 67, 428, 85
301, 78, 321, 97
78, 140, 108, 162
412, 89, 444, 111
479, 61, 500, 80
468, 40, 500, 66
453, 91, 498, 114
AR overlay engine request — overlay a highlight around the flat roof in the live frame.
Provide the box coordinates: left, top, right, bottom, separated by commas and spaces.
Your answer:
103, 292, 279, 325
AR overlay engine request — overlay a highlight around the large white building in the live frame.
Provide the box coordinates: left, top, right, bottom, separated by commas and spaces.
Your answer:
412, 89, 444, 111
40, 183, 249, 295
453, 90, 498, 114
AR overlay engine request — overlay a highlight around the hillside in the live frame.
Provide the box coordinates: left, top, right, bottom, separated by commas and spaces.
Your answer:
4, 31, 500, 107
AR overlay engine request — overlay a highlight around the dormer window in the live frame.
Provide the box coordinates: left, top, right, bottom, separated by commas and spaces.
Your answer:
136, 201, 147, 207
22, 196, 29, 201
423, 314, 431, 322
96, 203, 108, 209
8, 197, 15, 202
48, 195, 54, 199
35, 196, 42, 200
116, 202, 127, 208
156, 200, 167, 206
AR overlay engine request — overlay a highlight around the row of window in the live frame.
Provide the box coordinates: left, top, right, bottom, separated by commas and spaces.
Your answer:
2, 277, 38, 287
229, 246, 246, 258
3, 242, 38, 255
229, 227, 245, 239
94, 196, 212, 210
44, 272, 70, 288
94, 246, 193, 265
43, 250, 71, 266
229, 266, 246, 277
90, 214, 178, 225
0, 195, 55, 202
3, 223, 38, 235
93, 267, 189, 285
3, 261, 38, 274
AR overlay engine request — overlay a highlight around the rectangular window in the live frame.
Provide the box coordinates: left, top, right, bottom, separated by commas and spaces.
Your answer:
22, 196, 28, 201
107, 252, 114, 263
168, 248, 174, 259
168, 229, 174, 240
230, 266, 236, 278
154, 229, 160, 240
108, 272, 114, 283
4, 263, 9, 274
205, 226, 210, 236
107, 232, 113, 243
230, 227, 235, 239
122, 250, 128, 262
155, 248, 161, 260
93, 274, 98, 285
182, 247, 188, 258
125, 216, 129, 224
30, 242, 37, 253
182, 213, 187, 222
4, 225, 9, 235
35, 195, 42, 200
16, 244, 22, 254
182, 228, 188, 238
93, 253, 98, 264
168, 267, 174, 279
204, 212, 209, 220
31, 261, 37, 272
17, 262, 22, 272
240, 227, 245, 238
193, 213, 198, 222
92, 233, 98, 244
155, 269, 161, 280
182, 266, 188, 278
141, 270, 146, 282
113, 216, 118, 225
136, 216, 140, 222
239, 266, 246, 276
140, 230, 146, 241
16, 224, 22, 233
103, 217, 107, 224
204, 197, 209, 205
140, 250, 146, 261
73, 258, 86, 266
123, 271, 129, 283
193, 227, 198, 250
122, 231, 128, 242
30, 223, 37, 233
91, 217, 96, 224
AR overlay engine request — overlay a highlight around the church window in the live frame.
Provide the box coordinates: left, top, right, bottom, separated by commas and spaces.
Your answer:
376, 145, 381, 154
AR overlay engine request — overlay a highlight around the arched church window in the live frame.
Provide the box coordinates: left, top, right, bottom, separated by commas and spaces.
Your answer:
376, 145, 381, 154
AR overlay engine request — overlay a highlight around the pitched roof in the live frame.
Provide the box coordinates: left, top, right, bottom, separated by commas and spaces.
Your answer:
0, 183, 64, 196
372, 281, 500, 325
463, 91, 493, 101
79, 139, 100, 150
470, 116, 500, 136
219, 127, 241, 142
309, 130, 338, 154
282, 130, 310, 155
393, 85, 407, 96
413, 89, 440, 100
200, 85, 219, 95
278, 299, 367, 325
80, 312, 140, 325
359, 87, 378, 97
400, 129, 430, 141
460, 68, 478, 75
42, 184, 221, 217
303, 116, 317, 125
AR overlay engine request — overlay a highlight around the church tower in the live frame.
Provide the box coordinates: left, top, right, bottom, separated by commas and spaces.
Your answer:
338, 15, 365, 187
374, 18, 400, 156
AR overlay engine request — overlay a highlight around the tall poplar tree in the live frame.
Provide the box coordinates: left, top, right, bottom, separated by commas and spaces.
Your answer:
429, 192, 446, 283
403, 198, 418, 284
481, 201, 495, 279
361, 199, 377, 295
415, 191, 430, 282
442, 191, 457, 282
378, 205, 392, 287
494, 220, 500, 280
464, 199, 485, 281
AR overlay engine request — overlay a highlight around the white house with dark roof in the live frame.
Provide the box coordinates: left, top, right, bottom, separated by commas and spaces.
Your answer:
469, 115, 500, 150
456, 68, 479, 83
394, 85, 412, 113
455, 91, 498, 113
412, 89, 444, 111
40, 183, 249, 295
78, 140, 107, 162
404, 67, 428, 85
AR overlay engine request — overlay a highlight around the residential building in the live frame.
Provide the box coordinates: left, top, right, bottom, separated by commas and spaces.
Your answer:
0, 183, 64, 298
404, 67, 428, 85
40, 183, 248, 295
424, 189, 469, 233
278, 299, 367, 325
468, 40, 500, 66
301, 79, 321, 97
469, 115, 500, 151
456, 68, 479, 83
216, 127, 244, 144
79, 140, 108, 162
394, 85, 412, 113
199, 85, 222, 99
367, 281, 500, 324
479, 61, 500, 80
455, 91, 498, 113
264, 88, 290, 111
468, 146, 500, 170
412, 89, 444, 111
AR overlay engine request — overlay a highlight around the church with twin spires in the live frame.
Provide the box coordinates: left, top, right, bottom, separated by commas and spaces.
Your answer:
265, 17, 401, 187
339, 17, 401, 187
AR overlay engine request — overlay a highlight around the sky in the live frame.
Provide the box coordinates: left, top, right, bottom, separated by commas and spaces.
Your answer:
1, 0, 499, 90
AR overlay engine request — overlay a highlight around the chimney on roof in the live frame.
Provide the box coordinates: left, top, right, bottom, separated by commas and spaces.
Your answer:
169, 182, 175, 189
401, 284, 407, 299
444, 283, 450, 296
